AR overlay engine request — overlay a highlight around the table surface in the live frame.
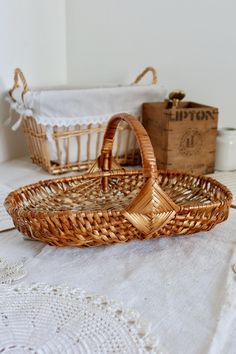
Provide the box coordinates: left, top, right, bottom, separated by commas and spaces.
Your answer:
0, 157, 236, 354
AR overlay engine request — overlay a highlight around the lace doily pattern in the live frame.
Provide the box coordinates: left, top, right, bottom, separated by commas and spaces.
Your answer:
0, 284, 161, 354
0, 258, 26, 284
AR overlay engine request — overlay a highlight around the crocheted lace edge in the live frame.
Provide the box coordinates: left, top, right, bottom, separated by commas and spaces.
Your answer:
0, 258, 27, 285
1, 283, 164, 354
6, 96, 141, 127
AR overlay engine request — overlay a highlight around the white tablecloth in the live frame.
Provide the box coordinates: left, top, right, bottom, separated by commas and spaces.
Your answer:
0, 157, 236, 354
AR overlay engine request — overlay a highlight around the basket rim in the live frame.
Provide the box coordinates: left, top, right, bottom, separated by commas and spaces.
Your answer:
5, 169, 233, 217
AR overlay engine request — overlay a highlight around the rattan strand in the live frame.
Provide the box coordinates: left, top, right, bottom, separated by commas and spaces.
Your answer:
9, 68, 29, 101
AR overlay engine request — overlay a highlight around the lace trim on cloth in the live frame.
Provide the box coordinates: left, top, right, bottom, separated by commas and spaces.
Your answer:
0, 258, 26, 284
0, 283, 163, 354
25, 108, 140, 127
5, 96, 140, 128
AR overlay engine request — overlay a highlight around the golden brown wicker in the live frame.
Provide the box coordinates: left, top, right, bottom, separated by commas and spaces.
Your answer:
9, 67, 157, 174
5, 114, 232, 247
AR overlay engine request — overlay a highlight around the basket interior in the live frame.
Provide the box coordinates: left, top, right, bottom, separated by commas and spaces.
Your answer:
11, 172, 229, 213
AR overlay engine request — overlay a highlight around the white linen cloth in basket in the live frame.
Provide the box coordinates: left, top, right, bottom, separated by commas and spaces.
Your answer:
8, 84, 166, 164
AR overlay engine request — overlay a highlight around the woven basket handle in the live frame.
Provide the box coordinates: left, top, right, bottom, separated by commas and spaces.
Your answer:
133, 67, 157, 85
9, 68, 29, 102
100, 113, 158, 190
100, 113, 179, 235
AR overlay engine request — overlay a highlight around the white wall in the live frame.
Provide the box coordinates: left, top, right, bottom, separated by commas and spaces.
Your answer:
66, 0, 236, 128
0, 0, 67, 162
1, 0, 236, 163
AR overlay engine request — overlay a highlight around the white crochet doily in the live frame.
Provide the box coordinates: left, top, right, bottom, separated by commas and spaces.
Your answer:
0, 258, 26, 284
0, 284, 162, 354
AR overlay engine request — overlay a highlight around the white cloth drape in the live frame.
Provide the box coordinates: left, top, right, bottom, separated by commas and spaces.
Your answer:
1, 158, 236, 354
8, 85, 166, 126
7, 84, 166, 164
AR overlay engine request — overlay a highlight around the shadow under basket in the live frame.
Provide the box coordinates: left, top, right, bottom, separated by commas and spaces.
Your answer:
5, 114, 232, 247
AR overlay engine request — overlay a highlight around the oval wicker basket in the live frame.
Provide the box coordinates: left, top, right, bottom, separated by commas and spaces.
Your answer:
5, 114, 232, 247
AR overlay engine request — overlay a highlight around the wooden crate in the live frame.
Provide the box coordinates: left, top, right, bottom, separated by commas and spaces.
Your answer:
142, 100, 218, 174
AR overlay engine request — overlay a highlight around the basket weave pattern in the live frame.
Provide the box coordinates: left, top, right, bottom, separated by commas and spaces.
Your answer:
5, 114, 232, 247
